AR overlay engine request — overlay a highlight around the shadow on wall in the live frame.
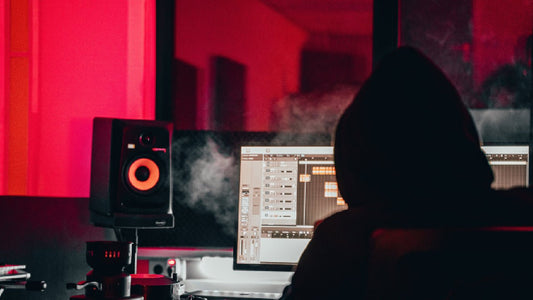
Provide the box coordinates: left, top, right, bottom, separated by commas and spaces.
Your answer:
0, 196, 113, 300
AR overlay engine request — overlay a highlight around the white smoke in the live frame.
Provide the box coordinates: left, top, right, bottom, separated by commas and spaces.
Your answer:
470, 108, 530, 144
172, 136, 239, 237
272, 84, 358, 136
171, 85, 359, 238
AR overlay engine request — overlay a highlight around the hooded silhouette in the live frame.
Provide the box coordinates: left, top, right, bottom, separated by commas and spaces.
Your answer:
282, 47, 533, 299
335, 46, 493, 208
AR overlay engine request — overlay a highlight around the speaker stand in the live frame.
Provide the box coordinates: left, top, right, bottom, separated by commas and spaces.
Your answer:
115, 228, 138, 274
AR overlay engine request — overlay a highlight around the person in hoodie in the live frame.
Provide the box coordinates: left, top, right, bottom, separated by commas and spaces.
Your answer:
281, 46, 533, 299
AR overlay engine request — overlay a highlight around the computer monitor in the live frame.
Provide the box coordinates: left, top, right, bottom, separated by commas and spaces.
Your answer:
234, 144, 530, 271
234, 146, 346, 271
481, 145, 529, 188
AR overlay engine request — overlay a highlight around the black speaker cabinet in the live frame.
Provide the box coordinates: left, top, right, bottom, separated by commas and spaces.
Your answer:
90, 118, 174, 228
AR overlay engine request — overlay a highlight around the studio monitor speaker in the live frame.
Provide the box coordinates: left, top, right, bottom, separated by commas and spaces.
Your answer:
90, 117, 174, 228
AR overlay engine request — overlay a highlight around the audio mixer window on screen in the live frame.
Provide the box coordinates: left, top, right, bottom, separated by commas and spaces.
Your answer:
236, 146, 347, 266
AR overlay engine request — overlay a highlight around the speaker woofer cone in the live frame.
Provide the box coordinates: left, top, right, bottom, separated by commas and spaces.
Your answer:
126, 158, 161, 192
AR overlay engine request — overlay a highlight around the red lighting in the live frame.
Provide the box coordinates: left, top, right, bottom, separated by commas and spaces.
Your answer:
131, 274, 165, 279
167, 258, 176, 266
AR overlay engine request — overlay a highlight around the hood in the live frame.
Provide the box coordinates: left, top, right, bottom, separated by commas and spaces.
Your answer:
334, 46, 494, 207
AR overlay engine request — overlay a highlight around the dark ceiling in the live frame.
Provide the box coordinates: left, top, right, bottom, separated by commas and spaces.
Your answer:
259, 0, 373, 36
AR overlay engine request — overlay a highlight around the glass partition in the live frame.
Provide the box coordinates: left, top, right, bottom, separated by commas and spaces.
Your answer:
399, 0, 532, 143
173, 0, 373, 133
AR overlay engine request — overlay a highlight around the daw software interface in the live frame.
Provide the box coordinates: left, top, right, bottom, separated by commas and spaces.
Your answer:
235, 146, 346, 268
235, 145, 530, 269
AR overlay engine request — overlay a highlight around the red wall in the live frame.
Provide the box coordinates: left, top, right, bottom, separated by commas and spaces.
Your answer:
2, 0, 155, 196
175, 0, 308, 131
0, 0, 5, 194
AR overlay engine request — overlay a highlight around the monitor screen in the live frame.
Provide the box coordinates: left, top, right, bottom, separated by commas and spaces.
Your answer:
481, 145, 529, 188
234, 144, 530, 271
234, 146, 346, 271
